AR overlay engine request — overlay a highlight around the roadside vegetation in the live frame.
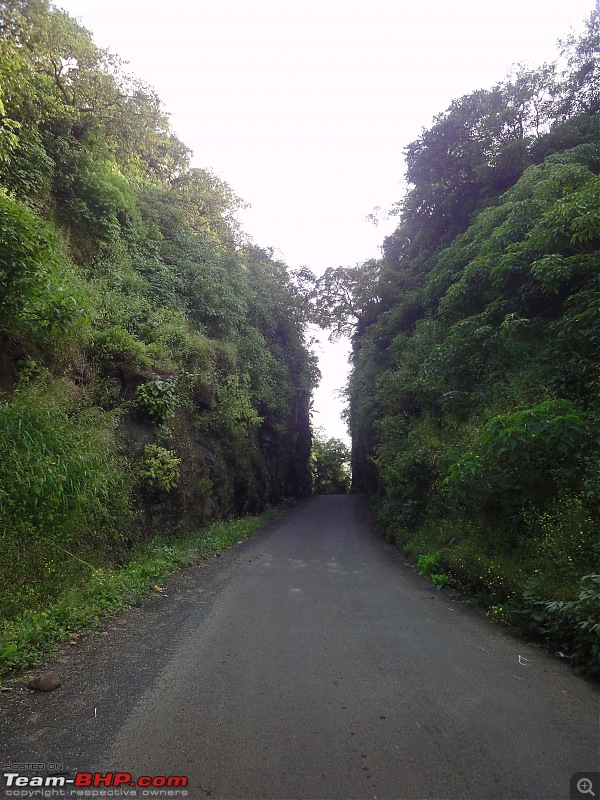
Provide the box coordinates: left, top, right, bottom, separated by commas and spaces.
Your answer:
1, 0, 598, 682
0, 0, 316, 675
310, 428, 351, 494
307, 6, 600, 677
0, 506, 283, 679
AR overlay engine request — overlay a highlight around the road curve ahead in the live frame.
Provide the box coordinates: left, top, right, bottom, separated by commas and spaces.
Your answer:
2, 495, 598, 800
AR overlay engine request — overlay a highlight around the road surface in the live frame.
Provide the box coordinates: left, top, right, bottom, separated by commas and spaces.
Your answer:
1, 496, 598, 799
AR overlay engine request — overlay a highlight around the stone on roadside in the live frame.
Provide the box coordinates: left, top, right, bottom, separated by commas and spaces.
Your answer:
128, 593, 143, 607
27, 671, 61, 692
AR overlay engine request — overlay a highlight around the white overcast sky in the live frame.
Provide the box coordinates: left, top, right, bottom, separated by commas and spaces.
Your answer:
57, 0, 594, 443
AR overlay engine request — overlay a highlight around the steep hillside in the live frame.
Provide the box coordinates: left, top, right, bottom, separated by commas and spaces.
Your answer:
0, 0, 315, 621
319, 6, 600, 674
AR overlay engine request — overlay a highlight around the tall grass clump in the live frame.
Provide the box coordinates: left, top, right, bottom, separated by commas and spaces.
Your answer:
0, 375, 133, 618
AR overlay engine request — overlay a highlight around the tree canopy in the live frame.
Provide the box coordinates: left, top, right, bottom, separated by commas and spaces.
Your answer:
310, 428, 351, 494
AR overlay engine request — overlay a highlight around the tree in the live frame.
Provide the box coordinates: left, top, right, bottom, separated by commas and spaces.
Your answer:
292, 261, 382, 341
556, 1, 600, 118
310, 429, 351, 494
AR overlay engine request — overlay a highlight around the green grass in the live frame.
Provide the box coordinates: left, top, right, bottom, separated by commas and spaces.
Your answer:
383, 507, 600, 678
0, 504, 284, 682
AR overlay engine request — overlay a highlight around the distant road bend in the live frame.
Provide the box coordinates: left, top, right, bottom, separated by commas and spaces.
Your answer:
1, 496, 598, 800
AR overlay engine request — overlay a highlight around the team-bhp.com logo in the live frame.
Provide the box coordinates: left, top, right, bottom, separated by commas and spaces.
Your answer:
3, 772, 188, 791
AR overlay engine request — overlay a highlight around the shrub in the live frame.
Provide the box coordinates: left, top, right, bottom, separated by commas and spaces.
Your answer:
444, 400, 597, 517
135, 378, 177, 422
139, 444, 181, 494
522, 494, 598, 599
517, 575, 600, 678
92, 325, 149, 366
416, 552, 450, 589
211, 373, 263, 432
0, 193, 83, 340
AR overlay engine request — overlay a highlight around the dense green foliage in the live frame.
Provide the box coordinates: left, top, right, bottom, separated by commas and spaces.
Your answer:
0, 0, 315, 623
310, 428, 351, 494
315, 7, 600, 675
2, 0, 598, 678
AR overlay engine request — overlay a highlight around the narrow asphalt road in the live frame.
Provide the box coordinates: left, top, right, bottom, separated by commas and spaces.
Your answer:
1, 496, 598, 800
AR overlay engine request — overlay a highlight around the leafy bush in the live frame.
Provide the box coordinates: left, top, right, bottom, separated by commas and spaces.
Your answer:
135, 378, 177, 422
517, 575, 600, 678
140, 444, 181, 494
522, 494, 599, 599
440, 533, 523, 603
444, 400, 597, 517
93, 325, 149, 366
416, 552, 450, 589
211, 373, 263, 432
0, 193, 82, 339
